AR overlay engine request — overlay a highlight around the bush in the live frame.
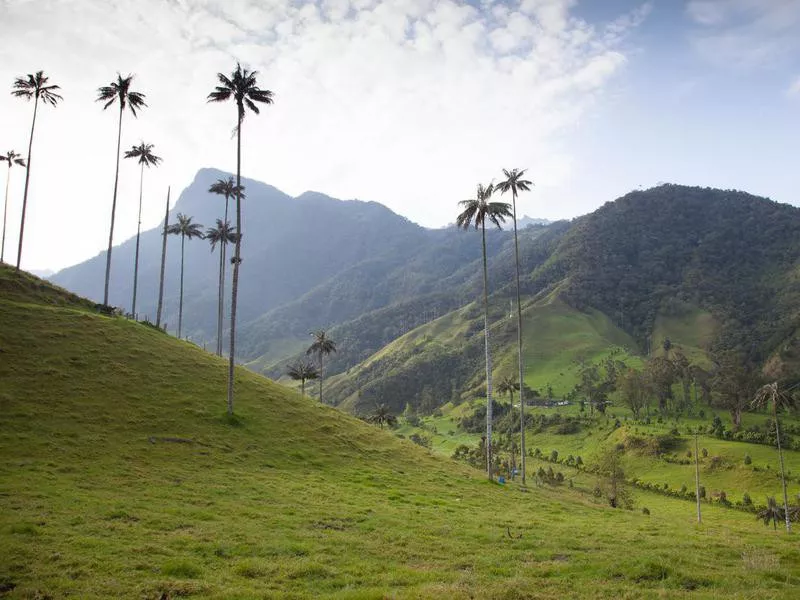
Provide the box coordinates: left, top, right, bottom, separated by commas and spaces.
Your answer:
550, 450, 559, 463
680, 484, 687, 494
701, 448, 708, 458
699, 485, 706, 499
593, 485, 603, 498
744, 454, 752, 465
576, 456, 583, 467
642, 507, 650, 515
742, 492, 752, 506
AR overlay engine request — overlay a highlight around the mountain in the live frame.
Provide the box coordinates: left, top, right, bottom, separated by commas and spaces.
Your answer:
318, 185, 800, 414
515, 215, 552, 229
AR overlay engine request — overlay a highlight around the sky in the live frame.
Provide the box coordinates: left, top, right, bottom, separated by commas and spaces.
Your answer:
0, 0, 799, 272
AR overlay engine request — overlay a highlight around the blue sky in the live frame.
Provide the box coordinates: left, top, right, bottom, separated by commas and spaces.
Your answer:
0, 0, 799, 271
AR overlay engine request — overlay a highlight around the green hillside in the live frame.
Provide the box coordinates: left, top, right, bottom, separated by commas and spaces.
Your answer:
2, 265, 800, 599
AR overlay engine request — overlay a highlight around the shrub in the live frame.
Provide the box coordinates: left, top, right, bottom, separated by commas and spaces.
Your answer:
701, 448, 708, 458
576, 456, 583, 467
742, 492, 752, 506
593, 485, 603, 498
744, 454, 752, 465
550, 450, 559, 462
642, 507, 650, 515
699, 485, 706, 499
680, 484, 687, 494
555, 472, 565, 483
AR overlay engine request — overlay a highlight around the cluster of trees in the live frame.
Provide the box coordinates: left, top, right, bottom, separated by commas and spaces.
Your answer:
287, 329, 337, 402
5, 64, 273, 415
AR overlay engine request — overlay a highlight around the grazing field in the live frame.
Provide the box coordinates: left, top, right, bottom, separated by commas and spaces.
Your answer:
1, 266, 799, 599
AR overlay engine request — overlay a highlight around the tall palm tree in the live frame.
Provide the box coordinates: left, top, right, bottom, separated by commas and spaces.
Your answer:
208, 177, 245, 353
753, 382, 796, 533
206, 219, 238, 356
155, 186, 170, 329
11, 71, 62, 269
123, 142, 162, 317
167, 213, 204, 338
0, 151, 26, 264
208, 63, 274, 416
97, 74, 147, 306
307, 329, 337, 403
456, 183, 512, 481
287, 361, 319, 397
495, 168, 533, 484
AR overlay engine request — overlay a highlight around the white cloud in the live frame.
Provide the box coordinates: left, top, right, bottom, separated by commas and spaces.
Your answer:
0, 0, 647, 271
686, 0, 800, 68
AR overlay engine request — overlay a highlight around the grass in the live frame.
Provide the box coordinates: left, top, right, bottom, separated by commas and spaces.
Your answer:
2, 264, 800, 598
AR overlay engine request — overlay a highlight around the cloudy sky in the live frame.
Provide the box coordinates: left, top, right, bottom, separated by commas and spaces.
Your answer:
1, 0, 799, 272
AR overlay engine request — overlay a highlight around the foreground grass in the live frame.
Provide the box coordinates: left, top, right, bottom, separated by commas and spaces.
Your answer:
2, 269, 800, 598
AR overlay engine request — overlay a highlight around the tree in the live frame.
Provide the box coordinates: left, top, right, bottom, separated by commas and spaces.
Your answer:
496, 375, 519, 405
206, 219, 238, 355
757, 496, 784, 531
595, 446, 630, 508
644, 356, 676, 414
753, 382, 796, 533
368, 403, 398, 430
123, 142, 162, 317
619, 367, 648, 419
456, 182, 512, 481
286, 361, 318, 397
208, 178, 245, 355
155, 187, 170, 329
166, 213, 204, 338
495, 167, 533, 484
306, 329, 337, 403
712, 353, 760, 429
208, 63, 274, 416
11, 71, 62, 269
97, 74, 147, 306
0, 150, 26, 264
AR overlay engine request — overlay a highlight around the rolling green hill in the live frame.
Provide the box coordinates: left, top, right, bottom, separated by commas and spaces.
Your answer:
3, 266, 800, 598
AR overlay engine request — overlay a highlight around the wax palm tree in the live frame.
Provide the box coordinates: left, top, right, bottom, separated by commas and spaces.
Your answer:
155, 187, 170, 329
97, 73, 147, 306
306, 329, 337, 403
208, 177, 245, 353
206, 219, 238, 356
287, 361, 319, 397
368, 404, 398, 430
208, 63, 274, 416
123, 142, 162, 317
495, 167, 533, 484
11, 71, 62, 269
456, 183, 512, 481
496, 375, 520, 406
757, 496, 784, 531
167, 213, 204, 338
0, 151, 26, 264
753, 382, 796, 533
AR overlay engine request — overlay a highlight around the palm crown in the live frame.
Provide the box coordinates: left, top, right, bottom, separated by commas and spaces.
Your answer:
208, 177, 246, 201
495, 168, 533, 200
752, 382, 795, 414
123, 142, 162, 167
12, 71, 63, 106
1, 151, 26, 168
287, 361, 319, 382
307, 329, 337, 358
456, 184, 512, 230
206, 219, 237, 251
208, 63, 274, 127
168, 214, 204, 239
96, 74, 147, 116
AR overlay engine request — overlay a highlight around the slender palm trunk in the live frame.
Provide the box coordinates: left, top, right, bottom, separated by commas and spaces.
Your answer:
511, 190, 526, 484
301, 379, 305, 397
16, 95, 39, 270
178, 234, 185, 338
1, 165, 11, 263
227, 117, 243, 415
481, 220, 493, 481
774, 407, 791, 533
156, 187, 170, 328
103, 105, 124, 305
131, 161, 144, 317
219, 196, 229, 354
318, 352, 325, 403
694, 432, 702, 524
216, 232, 225, 356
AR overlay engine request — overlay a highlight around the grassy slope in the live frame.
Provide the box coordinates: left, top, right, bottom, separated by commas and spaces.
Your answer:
2, 267, 800, 599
